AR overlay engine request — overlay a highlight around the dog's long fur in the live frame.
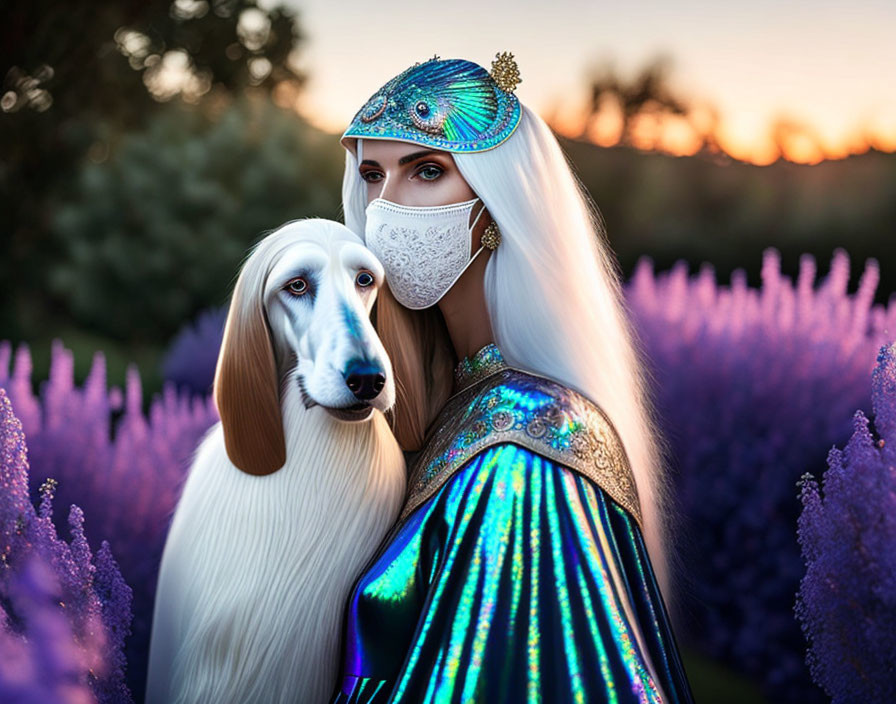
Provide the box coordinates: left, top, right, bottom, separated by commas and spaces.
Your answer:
146, 220, 406, 704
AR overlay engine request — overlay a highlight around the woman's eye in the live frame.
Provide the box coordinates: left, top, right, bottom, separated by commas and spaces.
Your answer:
360, 170, 383, 183
417, 164, 443, 181
285, 277, 308, 295
356, 271, 375, 288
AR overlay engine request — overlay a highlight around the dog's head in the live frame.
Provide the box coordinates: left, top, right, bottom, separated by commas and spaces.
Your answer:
213, 218, 395, 476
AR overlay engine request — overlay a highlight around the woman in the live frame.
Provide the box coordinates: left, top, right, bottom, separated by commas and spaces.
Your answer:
330, 53, 695, 703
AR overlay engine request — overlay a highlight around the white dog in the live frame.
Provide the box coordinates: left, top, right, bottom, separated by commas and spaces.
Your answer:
146, 219, 406, 704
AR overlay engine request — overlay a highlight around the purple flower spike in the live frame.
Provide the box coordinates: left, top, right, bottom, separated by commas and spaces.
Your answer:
871, 343, 896, 447
93, 541, 134, 704
0, 389, 32, 532
796, 343, 896, 704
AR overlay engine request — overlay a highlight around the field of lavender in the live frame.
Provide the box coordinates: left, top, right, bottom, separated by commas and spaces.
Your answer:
1, 247, 894, 703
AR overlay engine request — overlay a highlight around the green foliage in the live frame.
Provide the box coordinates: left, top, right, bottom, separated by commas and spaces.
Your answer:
50, 96, 343, 341
1, 0, 306, 337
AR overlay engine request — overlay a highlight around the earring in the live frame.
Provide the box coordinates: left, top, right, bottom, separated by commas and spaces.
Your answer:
482, 221, 501, 250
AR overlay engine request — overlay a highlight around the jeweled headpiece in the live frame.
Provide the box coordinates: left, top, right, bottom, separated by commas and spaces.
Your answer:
341, 53, 522, 154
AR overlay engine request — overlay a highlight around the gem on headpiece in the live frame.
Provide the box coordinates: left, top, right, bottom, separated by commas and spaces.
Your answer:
482, 221, 501, 250
490, 51, 521, 94
360, 92, 387, 123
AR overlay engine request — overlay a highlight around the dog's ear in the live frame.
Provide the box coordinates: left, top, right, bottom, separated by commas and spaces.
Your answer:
213, 267, 286, 476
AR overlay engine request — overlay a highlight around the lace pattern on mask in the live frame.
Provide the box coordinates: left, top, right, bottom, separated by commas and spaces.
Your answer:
367, 222, 471, 309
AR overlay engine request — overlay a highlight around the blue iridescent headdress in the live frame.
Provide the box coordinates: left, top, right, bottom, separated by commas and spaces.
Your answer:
341, 53, 522, 154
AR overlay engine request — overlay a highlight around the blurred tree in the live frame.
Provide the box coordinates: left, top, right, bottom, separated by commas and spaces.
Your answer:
1, 0, 305, 339
50, 95, 343, 342
770, 116, 825, 164
582, 56, 688, 147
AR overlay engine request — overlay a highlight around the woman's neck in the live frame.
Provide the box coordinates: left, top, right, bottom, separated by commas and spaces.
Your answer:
437, 248, 494, 361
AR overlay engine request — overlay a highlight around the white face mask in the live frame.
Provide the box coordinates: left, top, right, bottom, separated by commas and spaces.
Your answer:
364, 196, 488, 310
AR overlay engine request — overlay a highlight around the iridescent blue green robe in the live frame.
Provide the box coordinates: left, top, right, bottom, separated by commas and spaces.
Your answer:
330, 348, 694, 703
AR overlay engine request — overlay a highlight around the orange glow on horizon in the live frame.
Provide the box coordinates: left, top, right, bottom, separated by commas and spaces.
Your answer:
287, 86, 896, 167
586, 109, 625, 148
558, 109, 896, 165
871, 131, 896, 152
658, 116, 703, 157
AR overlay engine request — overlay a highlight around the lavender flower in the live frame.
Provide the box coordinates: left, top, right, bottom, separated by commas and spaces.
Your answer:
0, 388, 134, 703
0, 340, 218, 699
795, 342, 896, 704
93, 542, 135, 704
625, 248, 895, 701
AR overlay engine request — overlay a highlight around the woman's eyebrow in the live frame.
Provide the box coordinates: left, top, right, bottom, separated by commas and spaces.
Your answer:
360, 159, 380, 167
398, 150, 439, 165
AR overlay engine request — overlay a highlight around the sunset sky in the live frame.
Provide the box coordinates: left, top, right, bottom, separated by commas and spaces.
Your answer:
271, 0, 896, 164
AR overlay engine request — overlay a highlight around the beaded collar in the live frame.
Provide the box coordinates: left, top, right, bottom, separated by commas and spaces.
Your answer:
453, 343, 509, 393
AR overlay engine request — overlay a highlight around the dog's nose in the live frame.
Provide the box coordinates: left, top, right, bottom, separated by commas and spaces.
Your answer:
344, 363, 386, 401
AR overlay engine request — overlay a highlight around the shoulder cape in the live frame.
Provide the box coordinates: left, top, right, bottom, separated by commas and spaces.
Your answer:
401, 367, 643, 527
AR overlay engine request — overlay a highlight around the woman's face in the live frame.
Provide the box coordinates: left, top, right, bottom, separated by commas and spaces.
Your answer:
357, 139, 477, 207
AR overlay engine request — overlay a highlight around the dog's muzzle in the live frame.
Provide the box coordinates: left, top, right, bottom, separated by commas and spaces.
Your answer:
296, 372, 378, 423
328, 361, 385, 421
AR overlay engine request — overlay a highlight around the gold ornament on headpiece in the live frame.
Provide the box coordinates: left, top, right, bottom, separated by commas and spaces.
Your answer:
413, 54, 441, 67
490, 51, 521, 94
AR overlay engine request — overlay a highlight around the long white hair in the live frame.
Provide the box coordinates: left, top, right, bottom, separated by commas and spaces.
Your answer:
342, 104, 678, 603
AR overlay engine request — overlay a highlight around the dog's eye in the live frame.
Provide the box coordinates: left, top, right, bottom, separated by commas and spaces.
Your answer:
356, 271, 375, 288
285, 277, 308, 296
